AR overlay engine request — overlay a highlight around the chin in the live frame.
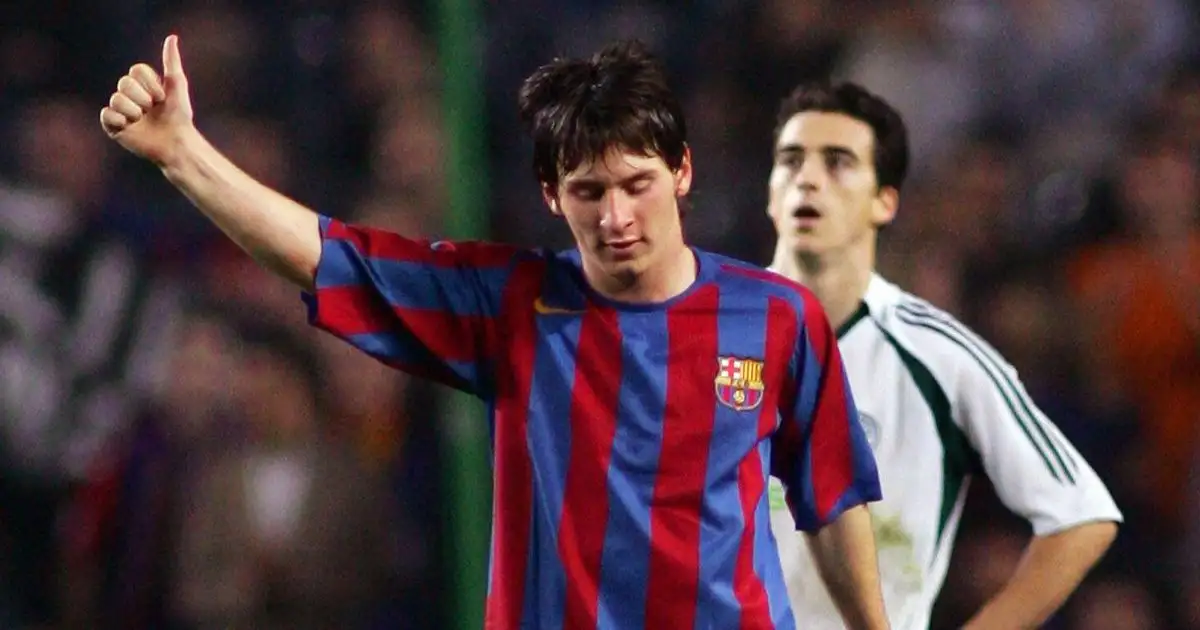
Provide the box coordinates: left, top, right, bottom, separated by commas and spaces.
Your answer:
583, 248, 639, 280
788, 237, 828, 257
602, 256, 645, 282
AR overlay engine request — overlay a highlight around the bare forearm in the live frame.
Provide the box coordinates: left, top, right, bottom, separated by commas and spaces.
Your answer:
161, 127, 322, 290
965, 521, 1118, 630
806, 504, 889, 630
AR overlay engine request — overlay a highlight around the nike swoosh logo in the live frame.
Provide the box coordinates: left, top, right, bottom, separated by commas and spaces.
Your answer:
533, 297, 584, 315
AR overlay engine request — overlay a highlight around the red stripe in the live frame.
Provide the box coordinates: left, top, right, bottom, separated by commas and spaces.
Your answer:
395, 308, 486, 362
312, 285, 395, 336
800, 291, 854, 521
310, 287, 463, 388
314, 286, 489, 362
485, 261, 543, 630
559, 306, 623, 629
734, 297, 795, 627
327, 218, 519, 266
644, 285, 720, 629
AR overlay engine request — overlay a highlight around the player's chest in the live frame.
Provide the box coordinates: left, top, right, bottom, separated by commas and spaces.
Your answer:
530, 308, 785, 384
839, 334, 944, 468
520, 309, 789, 438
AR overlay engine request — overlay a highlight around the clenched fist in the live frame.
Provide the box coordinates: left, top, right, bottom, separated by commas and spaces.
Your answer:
100, 35, 194, 166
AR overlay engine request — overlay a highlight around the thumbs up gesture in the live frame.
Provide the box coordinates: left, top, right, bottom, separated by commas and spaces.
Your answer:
100, 35, 195, 166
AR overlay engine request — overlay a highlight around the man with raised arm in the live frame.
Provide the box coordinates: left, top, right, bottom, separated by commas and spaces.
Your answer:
101, 36, 890, 629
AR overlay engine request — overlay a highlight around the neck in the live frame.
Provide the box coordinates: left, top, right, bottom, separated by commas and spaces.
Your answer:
585, 241, 697, 304
771, 240, 875, 331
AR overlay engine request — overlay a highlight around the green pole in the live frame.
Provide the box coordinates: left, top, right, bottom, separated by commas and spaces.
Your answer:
435, 1, 490, 629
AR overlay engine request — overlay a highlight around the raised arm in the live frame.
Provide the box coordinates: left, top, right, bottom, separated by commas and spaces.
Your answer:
102, 36, 526, 399
100, 35, 320, 290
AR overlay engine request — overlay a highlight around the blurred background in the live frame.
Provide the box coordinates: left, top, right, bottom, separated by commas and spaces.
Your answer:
0, 0, 1198, 628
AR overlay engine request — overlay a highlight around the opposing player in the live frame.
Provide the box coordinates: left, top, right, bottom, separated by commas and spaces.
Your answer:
100, 36, 890, 629
763, 81, 1122, 629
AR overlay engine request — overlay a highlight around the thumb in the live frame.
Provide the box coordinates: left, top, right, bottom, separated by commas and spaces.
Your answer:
162, 34, 185, 80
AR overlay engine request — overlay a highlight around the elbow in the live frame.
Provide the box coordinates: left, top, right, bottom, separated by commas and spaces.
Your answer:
1055, 519, 1120, 559
1086, 520, 1120, 569
1092, 520, 1120, 551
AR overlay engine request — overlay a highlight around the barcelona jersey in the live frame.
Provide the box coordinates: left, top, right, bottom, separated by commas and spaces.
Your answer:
302, 216, 881, 629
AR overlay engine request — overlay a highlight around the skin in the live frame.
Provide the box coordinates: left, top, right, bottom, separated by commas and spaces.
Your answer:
767, 111, 897, 331
543, 147, 695, 303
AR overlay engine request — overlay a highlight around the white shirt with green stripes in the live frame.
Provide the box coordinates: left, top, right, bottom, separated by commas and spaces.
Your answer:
767, 272, 1122, 630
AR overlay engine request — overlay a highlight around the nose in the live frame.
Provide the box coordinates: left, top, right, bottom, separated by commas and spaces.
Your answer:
599, 189, 636, 232
795, 155, 824, 191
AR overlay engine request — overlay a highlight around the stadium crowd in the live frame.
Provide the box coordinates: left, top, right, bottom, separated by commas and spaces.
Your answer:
0, 1, 1197, 628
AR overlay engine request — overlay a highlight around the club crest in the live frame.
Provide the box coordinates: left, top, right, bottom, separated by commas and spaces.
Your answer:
714, 356, 765, 411
859, 411, 882, 448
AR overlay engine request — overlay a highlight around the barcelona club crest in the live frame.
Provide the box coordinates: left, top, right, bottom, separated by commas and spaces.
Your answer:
714, 356, 765, 411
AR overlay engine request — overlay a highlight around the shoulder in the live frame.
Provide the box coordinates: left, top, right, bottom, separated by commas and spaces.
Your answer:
870, 279, 1016, 385
708, 252, 821, 320
321, 214, 539, 268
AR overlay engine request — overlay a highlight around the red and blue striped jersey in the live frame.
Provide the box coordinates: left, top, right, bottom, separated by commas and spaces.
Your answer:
303, 216, 881, 629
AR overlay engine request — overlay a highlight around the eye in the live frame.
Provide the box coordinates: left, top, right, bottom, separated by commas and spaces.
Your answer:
826, 152, 853, 171
626, 177, 653, 196
776, 152, 802, 169
571, 184, 605, 202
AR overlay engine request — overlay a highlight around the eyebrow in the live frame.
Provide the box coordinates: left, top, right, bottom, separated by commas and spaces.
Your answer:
775, 143, 860, 160
564, 169, 658, 188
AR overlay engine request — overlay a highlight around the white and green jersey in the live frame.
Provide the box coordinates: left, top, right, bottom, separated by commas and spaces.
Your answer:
767, 272, 1122, 630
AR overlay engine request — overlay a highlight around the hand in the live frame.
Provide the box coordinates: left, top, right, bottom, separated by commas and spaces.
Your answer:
99, 35, 194, 166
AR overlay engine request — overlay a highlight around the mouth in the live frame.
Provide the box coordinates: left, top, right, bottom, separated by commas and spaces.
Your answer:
790, 204, 822, 230
602, 239, 642, 259
604, 239, 640, 251
793, 204, 822, 220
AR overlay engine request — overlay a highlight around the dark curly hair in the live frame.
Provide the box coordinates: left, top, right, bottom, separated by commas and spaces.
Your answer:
775, 82, 910, 191
517, 40, 688, 190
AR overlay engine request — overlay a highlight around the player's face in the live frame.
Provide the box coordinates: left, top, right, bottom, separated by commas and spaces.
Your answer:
549, 146, 693, 284
767, 112, 897, 258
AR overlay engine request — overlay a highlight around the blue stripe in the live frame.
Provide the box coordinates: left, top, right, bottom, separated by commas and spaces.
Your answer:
520, 313, 582, 629
597, 311, 668, 630
342, 331, 475, 391
792, 311, 822, 437
486, 520, 496, 597
318, 238, 509, 315
786, 314, 826, 532
839, 368, 882, 512
754, 440, 795, 629
694, 289, 766, 629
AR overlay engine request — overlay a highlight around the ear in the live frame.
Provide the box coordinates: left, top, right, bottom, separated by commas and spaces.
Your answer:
871, 185, 899, 227
542, 184, 561, 216
674, 145, 694, 197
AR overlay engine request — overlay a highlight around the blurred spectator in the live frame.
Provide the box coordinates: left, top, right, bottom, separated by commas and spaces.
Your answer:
152, 1, 262, 115
59, 300, 244, 630
1066, 117, 1200, 537
1063, 574, 1168, 630
369, 99, 447, 222
838, 1, 984, 169
0, 93, 184, 628
171, 323, 400, 630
